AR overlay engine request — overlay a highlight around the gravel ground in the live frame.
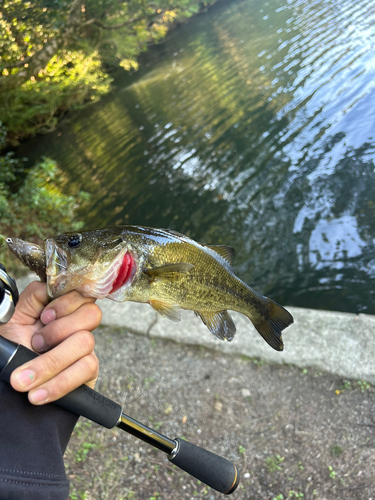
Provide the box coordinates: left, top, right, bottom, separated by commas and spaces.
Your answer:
65, 326, 375, 500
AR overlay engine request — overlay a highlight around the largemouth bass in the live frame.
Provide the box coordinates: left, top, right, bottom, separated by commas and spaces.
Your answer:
5, 226, 293, 351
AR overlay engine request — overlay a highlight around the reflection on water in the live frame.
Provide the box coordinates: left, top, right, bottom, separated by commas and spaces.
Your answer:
18, 0, 375, 313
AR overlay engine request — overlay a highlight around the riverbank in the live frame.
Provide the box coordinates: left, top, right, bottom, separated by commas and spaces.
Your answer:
66, 325, 375, 500
17, 274, 375, 385
100, 301, 375, 386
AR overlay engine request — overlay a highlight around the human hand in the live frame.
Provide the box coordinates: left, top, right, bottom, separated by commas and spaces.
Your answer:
0, 281, 102, 405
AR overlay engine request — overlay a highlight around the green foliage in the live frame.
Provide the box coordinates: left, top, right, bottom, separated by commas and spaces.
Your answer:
340, 380, 352, 391
0, 0, 209, 142
330, 444, 343, 457
0, 0, 73, 65
288, 492, 304, 499
75, 441, 98, 463
1, 156, 89, 237
94, 0, 202, 67
357, 380, 371, 392
273, 491, 304, 499
266, 454, 285, 472
1, 50, 111, 139
0, 122, 25, 183
328, 465, 337, 479
0, 152, 89, 274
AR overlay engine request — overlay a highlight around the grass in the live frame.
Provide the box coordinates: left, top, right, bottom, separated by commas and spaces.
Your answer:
266, 454, 285, 472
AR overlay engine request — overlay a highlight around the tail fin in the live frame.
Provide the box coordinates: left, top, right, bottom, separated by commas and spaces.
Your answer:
251, 298, 294, 351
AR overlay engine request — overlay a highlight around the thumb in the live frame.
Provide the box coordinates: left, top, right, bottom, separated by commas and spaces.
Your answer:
9, 281, 50, 326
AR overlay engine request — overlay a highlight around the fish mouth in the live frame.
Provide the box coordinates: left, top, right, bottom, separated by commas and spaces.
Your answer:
45, 239, 68, 298
45, 238, 136, 299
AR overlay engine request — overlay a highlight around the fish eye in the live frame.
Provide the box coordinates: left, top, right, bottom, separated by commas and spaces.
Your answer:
67, 234, 82, 247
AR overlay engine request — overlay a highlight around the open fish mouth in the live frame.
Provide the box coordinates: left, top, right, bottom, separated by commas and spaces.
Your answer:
45, 238, 69, 298
45, 238, 136, 299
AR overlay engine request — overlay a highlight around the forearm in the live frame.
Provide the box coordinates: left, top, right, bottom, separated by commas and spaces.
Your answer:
0, 380, 78, 500
0, 279, 101, 499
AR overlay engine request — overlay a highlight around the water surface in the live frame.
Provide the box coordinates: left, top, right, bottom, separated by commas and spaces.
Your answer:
19, 0, 375, 314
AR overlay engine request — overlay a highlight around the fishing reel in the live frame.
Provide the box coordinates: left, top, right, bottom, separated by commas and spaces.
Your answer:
0, 264, 19, 325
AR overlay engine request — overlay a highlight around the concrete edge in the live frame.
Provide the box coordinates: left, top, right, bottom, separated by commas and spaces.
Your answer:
15, 274, 375, 385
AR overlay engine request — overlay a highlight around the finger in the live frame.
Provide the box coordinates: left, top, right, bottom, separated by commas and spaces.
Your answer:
28, 352, 99, 404
9, 281, 49, 326
40, 290, 97, 325
10, 330, 96, 396
32, 302, 102, 352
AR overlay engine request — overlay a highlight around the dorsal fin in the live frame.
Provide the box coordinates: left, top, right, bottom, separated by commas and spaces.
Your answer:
205, 245, 235, 266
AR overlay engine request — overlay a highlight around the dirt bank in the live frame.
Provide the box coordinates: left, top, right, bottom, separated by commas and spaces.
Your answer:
65, 326, 375, 500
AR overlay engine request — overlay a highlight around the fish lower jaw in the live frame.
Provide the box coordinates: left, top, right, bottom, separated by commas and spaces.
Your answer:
46, 268, 114, 299
50, 278, 114, 300
73, 277, 119, 299
46, 274, 67, 298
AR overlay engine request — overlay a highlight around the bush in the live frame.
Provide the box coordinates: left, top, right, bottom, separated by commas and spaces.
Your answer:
1, 50, 111, 141
0, 154, 89, 275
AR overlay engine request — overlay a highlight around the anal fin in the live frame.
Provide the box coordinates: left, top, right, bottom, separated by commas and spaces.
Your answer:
195, 310, 236, 341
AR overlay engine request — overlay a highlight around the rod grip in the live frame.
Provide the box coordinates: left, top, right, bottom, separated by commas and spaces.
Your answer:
0, 340, 122, 428
169, 437, 240, 495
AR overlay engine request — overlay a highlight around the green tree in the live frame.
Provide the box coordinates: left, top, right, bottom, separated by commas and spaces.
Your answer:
0, 0, 204, 91
0, 153, 89, 274
0, 0, 206, 141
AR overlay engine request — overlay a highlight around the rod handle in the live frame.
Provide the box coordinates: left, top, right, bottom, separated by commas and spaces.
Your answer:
0, 338, 122, 428
169, 437, 240, 495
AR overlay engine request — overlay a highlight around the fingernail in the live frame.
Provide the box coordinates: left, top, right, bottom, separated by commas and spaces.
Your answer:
16, 369, 36, 388
29, 388, 49, 405
32, 334, 46, 352
41, 308, 56, 325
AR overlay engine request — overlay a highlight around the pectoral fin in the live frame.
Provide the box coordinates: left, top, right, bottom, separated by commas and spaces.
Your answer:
195, 310, 236, 341
144, 263, 194, 282
150, 299, 182, 322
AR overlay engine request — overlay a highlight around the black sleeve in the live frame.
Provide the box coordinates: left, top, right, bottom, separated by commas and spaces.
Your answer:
0, 380, 79, 500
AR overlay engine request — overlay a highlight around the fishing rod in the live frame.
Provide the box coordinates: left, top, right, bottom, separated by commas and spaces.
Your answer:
0, 265, 240, 495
